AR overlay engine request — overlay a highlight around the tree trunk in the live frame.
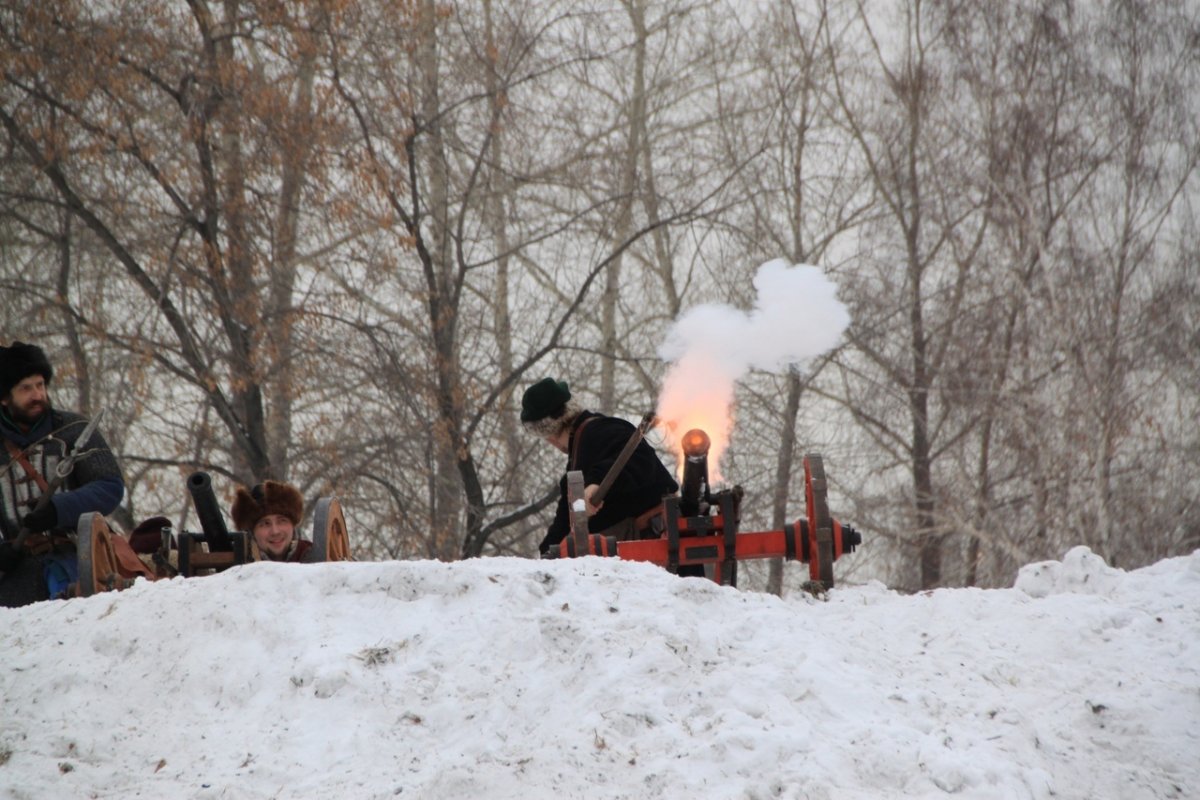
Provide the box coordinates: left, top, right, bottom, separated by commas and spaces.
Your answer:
418, 0, 465, 560
768, 369, 803, 596
266, 35, 317, 482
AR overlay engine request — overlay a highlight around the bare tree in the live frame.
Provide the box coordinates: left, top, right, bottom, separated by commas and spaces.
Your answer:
0, 0, 352, 519
932, 0, 1105, 585
2, 0, 1194, 582
822, 0, 1001, 590
1053, 0, 1200, 567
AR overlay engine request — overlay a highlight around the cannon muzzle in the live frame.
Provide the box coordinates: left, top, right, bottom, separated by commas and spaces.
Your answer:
186, 471, 234, 552
680, 428, 712, 517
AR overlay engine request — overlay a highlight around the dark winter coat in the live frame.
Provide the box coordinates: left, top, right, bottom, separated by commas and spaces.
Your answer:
0, 408, 124, 606
291, 539, 314, 563
0, 408, 124, 538
540, 411, 678, 555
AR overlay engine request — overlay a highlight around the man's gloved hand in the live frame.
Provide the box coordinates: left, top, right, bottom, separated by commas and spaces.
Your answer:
0, 541, 23, 572
583, 483, 604, 517
22, 502, 58, 534
23, 533, 53, 556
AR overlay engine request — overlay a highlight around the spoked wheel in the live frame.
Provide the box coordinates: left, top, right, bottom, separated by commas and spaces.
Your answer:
76, 512, 118, 597
311, 497, 351, 562
804, 454, 835, 589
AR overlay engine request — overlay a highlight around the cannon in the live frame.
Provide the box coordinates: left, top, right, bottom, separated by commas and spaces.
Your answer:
175, 471, 255, 576
548, 427, 861, 590
72, 472, 353, 597
186, 471, 235, 552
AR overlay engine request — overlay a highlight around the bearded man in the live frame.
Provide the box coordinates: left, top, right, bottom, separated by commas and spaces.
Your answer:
0, 342, 125, 606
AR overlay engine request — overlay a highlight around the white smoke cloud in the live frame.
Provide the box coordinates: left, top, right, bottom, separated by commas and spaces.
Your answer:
656, 259, 850, 477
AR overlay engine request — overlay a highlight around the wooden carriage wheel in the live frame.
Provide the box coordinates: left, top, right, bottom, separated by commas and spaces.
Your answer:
804, 454, 836, 589
75, 512, 118, 597
311, 497, 351, 562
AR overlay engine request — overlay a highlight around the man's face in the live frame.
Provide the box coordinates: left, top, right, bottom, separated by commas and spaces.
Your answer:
253, 513, 295, 559
2, 375, 49, 426
546, 428, 570, 454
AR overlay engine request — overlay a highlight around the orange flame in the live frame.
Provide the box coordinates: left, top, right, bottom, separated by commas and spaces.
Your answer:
656, 352, 734, 482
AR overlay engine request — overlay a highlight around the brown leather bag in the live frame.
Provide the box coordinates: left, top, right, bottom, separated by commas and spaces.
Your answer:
109, 533, 158, 581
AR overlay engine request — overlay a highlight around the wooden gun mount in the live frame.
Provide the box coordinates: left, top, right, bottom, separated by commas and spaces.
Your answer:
72, 494, 352, 597
547, 454, 861, 590
177, 529, 255, 576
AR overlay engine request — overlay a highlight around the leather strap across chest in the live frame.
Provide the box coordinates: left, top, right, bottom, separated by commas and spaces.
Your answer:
569, 417, 596, 471
4, 438, 50, 494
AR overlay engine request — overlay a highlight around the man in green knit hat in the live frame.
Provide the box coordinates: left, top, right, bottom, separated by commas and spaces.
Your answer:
521, 377, 678, 557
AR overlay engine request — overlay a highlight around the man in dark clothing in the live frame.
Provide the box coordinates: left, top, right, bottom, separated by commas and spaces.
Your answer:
0, 342, 125, 606
521, 377, 678, 557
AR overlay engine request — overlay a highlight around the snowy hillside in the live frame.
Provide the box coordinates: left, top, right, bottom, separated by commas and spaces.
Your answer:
1, 546, 1197, 799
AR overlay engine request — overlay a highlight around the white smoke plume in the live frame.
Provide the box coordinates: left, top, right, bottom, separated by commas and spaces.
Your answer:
656, 259, 850, 478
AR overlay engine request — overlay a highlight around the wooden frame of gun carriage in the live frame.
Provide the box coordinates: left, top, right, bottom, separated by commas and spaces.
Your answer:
546, 423, 862, 590
73, 471, 351, 597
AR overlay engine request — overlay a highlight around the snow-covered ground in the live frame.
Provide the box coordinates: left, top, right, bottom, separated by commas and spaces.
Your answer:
1, 545, 1197, 799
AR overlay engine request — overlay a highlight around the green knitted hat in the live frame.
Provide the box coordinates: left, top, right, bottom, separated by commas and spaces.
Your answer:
520, 378, 571, 422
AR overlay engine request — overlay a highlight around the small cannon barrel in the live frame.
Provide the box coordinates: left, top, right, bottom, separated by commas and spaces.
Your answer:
186, 471, 233, 552
679, 428, 711, 517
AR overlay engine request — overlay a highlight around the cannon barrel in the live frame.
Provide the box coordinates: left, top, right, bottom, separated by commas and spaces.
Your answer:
186, 471, 234, 552
679, 428, 712, 517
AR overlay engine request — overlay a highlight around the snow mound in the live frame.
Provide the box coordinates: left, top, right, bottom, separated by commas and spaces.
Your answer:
1, 549, 1198, 799
1015, 545, 1123, 597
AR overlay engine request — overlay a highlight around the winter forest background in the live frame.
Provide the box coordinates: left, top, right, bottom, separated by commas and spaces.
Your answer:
1, 0, 1197, 594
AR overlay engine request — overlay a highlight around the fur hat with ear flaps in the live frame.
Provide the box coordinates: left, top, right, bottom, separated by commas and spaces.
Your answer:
231, 480, 304, 532
0, 341, 53, 398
